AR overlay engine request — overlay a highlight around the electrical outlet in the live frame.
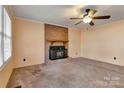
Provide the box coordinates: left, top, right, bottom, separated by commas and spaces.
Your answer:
23, 58, 26, 62
114, 57, 116, 60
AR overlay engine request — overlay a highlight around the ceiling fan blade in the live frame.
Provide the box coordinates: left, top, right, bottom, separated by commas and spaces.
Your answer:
86, 9, 97, 17
89, 21, 95, 26
75, 21, 83, 25
93, 15, 111, 19
70, 18, 83, 20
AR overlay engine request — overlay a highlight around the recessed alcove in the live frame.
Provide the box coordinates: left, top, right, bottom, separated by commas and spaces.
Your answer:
45, 24, 68, 63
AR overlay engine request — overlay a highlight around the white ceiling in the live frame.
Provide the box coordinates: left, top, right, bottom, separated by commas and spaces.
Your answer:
12, 5, 124, 29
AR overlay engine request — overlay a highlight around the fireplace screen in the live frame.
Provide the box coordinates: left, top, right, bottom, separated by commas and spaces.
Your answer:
49, 46, 68, 60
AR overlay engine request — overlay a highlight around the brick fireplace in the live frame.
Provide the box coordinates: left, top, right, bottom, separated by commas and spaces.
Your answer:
45, 24, 68, 63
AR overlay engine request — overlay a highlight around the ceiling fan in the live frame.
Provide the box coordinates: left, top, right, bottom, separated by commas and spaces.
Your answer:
70, 8, 111, 26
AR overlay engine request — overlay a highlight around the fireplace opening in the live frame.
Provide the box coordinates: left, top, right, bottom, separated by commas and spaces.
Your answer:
49, 46, 68, 60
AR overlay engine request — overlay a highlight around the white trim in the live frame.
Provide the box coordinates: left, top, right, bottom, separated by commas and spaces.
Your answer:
15, 17, 81, 30
15, 17, 44, 24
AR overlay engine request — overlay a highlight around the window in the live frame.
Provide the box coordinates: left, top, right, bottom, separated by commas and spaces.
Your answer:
3, 8, 12, 62
0, 6, 12, 68
0, 5, 3, 67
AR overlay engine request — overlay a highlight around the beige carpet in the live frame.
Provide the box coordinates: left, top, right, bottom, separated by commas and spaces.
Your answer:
7, 57, 124, 88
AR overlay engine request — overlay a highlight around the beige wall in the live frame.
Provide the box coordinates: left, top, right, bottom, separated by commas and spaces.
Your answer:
0, 6, 14, 88
12, 18, 81, 68
13, 18, 45, 68
81, 20, 124, 66
68, 28, 81, 58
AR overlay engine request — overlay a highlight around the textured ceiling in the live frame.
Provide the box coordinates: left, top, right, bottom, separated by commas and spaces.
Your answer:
12, 5, 124, 29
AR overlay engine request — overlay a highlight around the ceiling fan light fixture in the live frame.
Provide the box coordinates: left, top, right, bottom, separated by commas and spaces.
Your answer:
83, 16, 92, 23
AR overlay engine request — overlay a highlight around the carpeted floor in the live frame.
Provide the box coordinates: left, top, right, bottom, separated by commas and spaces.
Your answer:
7, 57, 124, 88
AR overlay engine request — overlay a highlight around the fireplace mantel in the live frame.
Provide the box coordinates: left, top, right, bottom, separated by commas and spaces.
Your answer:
47, 40, 68, 45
